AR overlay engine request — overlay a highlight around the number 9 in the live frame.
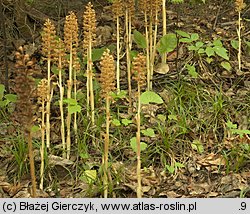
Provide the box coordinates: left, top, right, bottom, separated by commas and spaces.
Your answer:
241, 202, 246, 210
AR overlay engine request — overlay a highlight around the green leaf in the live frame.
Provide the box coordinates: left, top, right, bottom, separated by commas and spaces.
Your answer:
175, 162, 185, 168
83, 48, 106, 64
231, 40, 239, 50
5, 94, 17, 102
31, 125, 40, 133
231, 129, 250, 138
63, 98, 78, 105
191, 139, 204, 154
112, 119, 121, 126
130, 50, 139, 60
157, 33, 177, 54
168, 114, 178, 121
198, 48, 205, 54
140, 91, 163, 104
205, 46, 215, 57
133, 30, 147, 49
221, 61, 231, 71
130, 137, 147, 153
157, 114, 166, 123
213, 39, 223, 47
68, 105, 81, 114
166, 165, 175, 174
213, 46, 229, 60
80, 170, 97, 184
186, 64, 198, 78
110, 90, 127, 99
121, 118, 133, 126
206, 57, 213, 64
190, 33, 199, 41
141, 128, 155, 137
0, 100, 8, 108
179, 38, 193, 43
175, 30, 190, 38
195, 41, 204, 48
51, 66, 59, 75
171, 0, 184, 3
226, 121, 237, 129
92, 48, 106, 62
0, 84, 5, 100
188, 45, 199, 51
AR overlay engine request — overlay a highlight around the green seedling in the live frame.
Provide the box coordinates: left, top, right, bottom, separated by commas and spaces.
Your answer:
165, 162, 185, 174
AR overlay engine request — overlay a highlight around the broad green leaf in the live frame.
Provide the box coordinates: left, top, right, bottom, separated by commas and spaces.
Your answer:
179, 38, 192, 43
188, 45, 199, 51
0, 84, 5, 100
231, 40, 239, 50
221, 61, 231, 71
205, 46, 214, 57
63, 98, 78, 105
175, 30, 190, 38
140, 91, 163, 104
5, 94, 17, 102
130, 137, 147, 153
195, 41, 204, 48
80, 170, 97, 184
31, 125, 40, 133
213, 39, 223, 47
186, 64, 198, 78
92, 48, 106, 62
112, 119, 121, 126
83, 48, 106, 64
133, 30, 147, 49
190, 33, 199, 41
141, 128, 155, 137
191, 139, 204, 154
198, 48, 205, 54
166, 165, 175, 174
51, 66, 59, 75
0, 100, 8, 108
68, 105, 81, 114
213, 46, 229, 60
157, 33, 177, 54
121, 118, 133, 126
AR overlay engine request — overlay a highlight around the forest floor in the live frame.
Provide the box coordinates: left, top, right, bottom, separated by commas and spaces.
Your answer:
0, 0, 250, 198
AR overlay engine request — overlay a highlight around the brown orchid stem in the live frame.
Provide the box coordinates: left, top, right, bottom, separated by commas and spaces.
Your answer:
46, 57, 51, 149
39, 97, 45, 190
103, 95, 110, 198
162, 0, 167, 63
125, 9, 132, 108
116, 15, 120, 92
237, 10, 242, 73
149, 15, 153, 90
58, 44, 66, 158
27, 129, 37, 197
136, 85, 142, 198
66, 43, 73, 159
